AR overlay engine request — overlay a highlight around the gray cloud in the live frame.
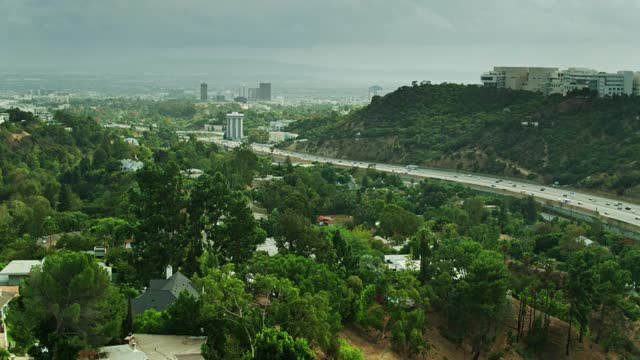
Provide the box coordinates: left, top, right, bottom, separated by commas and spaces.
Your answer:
1, 0, 639, 80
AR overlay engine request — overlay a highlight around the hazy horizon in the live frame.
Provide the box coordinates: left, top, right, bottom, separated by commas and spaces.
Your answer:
2, 0, 640, 87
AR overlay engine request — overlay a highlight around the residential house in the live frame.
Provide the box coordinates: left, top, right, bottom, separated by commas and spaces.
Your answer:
135, 334, 206, 360
98, 344, 147, 360
1, 286, 19, 327
576, 235, 595, 246
316, 216, 335, 226
0, 259, 112, 286
121, 159, 144, 172
0, 260, 42, 285
124, 137, 140, 146
180, 168, 204, 178
384, 255, 420, 271
36, 231, 82, 248
316, 215, 353, 226
256, 237, 278, 256
131, 266, 199, 316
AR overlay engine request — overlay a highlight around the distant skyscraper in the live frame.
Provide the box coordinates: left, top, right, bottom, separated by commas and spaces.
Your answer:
258, 82, 271, 101
248, 88, 258, 101
200, 83, 208, 101
225, 112, 244, 140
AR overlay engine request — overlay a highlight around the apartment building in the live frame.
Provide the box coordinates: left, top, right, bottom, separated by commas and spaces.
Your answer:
225, 111, 244, 140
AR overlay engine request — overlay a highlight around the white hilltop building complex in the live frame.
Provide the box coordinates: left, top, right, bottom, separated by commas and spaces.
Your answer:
481, 66, 639, 97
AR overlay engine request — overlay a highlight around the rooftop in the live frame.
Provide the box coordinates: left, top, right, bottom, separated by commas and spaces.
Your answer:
121, 159, 144, 172
384, 254, 420, 271
98, 344, 147, 360
0, 289, 17, 311
132, 272, 199, 316
576, 235, 595, 246
256, 237, 278, 256
0, 260, 42, 275
136, 334, 206, 360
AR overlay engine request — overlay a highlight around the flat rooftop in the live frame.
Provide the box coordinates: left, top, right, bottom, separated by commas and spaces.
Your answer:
0, 260, 42, 275
135, 334, 206, 360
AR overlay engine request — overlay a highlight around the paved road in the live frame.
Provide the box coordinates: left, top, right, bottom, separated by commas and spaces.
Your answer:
209, 139, 640, 230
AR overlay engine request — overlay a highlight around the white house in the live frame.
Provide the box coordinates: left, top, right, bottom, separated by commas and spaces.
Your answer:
124, 137, 140, 146
384, 254, 420, 271
0, 113, 9, 124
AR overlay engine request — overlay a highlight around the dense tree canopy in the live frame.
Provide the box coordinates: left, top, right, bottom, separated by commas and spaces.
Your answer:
2, 104, 640, 360
7, 252, 126, 358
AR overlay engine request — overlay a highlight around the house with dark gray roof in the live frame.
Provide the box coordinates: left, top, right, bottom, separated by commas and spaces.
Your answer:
132, 266, 199, 316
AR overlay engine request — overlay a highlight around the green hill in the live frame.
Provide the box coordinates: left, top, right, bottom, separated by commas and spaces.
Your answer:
287, 83, 640, 198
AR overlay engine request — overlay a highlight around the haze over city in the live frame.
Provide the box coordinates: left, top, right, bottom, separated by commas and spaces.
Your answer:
2, 0, 640, 86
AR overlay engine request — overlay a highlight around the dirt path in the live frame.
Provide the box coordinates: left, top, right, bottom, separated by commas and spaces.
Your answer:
340, 326, 401, 360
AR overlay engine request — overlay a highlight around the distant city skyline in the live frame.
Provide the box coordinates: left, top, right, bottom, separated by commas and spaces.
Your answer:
1, 1, 639, 85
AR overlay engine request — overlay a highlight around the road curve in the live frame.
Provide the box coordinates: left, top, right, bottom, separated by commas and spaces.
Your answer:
211, 139, 640, 230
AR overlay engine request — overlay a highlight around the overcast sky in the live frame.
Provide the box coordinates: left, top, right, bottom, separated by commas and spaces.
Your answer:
2, 0, 639, 83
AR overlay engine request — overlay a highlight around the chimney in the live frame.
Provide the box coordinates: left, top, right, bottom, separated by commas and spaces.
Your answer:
166, 265, 173, 279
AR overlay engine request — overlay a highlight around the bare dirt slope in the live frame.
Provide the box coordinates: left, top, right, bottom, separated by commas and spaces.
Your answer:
340, 299, 617, 360
340, 326, 402, 360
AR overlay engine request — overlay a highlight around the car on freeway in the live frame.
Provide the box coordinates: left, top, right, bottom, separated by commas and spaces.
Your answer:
491, 184, 496, 188
604, 212, 610, 215
636, 216, 640, 220
578, 202, 583, 205
540, 188, 545, 191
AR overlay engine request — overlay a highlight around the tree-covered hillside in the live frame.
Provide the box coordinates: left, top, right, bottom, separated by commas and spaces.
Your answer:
3, 107, 640, 359
288, 83, 640, 197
